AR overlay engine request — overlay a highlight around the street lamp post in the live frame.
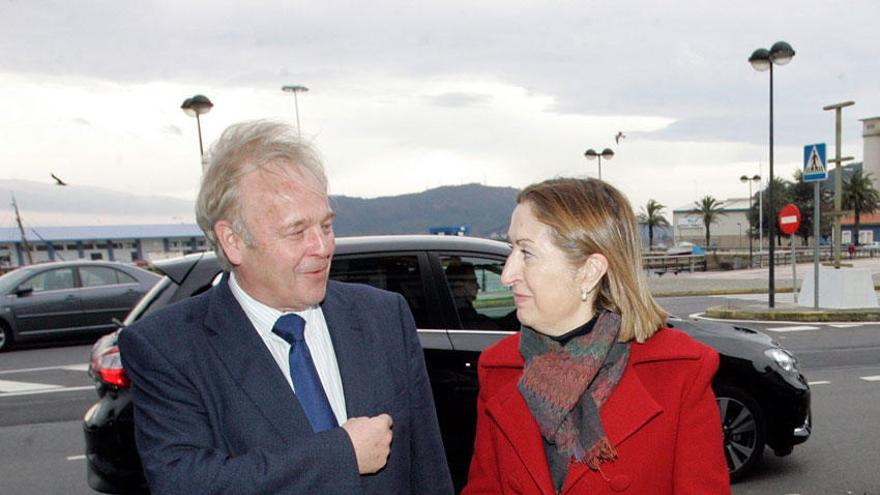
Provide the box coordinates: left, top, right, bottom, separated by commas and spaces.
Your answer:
584, 148, 614, 180
749, 41, 795, 308
281, 85, 309, 137
740, 174, 761, 267
180, 94, 214, 170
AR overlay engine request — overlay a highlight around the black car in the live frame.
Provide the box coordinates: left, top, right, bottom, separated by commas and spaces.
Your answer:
84, 235, 810, 493
0, 260, 160, 351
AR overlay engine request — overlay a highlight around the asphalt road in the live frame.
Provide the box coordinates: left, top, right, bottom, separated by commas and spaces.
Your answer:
1, 296, 879, 494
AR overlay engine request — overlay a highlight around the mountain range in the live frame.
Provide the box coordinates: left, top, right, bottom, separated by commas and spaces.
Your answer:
0, 179, 518, 237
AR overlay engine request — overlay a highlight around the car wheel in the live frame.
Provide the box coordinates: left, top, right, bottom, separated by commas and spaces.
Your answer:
715, 385, 765, 482
0, 321, 10, 352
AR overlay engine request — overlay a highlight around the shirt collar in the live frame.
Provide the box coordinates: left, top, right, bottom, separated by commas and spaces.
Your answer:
228, 271, 316, 337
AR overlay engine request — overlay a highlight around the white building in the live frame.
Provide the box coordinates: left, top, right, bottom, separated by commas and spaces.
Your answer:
0, 224, 207, 268
673, 198, 752, 249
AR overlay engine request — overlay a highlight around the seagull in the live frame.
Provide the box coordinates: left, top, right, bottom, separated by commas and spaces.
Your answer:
50, 173, 68, 186
614, 131, 626, 144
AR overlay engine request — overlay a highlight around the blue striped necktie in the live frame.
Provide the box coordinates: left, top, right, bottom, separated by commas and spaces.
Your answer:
272, 314, 338, 432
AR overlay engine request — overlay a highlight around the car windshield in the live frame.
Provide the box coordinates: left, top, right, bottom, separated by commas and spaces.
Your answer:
0, 265, 39, 293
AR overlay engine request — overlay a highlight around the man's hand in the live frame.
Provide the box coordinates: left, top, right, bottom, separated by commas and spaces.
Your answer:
341, 414, 393, 474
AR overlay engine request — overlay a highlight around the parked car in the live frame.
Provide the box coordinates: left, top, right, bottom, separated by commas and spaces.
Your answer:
0, 260, 160, 351
84, 235, 810, 493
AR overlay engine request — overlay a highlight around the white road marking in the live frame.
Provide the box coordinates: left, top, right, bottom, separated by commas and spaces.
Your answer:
828, 324, 863, 328
0, 385, 93, 398
808, 381, 831, 385
0, 379, 62, 393
0, 364, 90, 375
60, 363, 90, 372
860, 375, 880, 382
765, 325, 821, 333
66, 455, 86, 461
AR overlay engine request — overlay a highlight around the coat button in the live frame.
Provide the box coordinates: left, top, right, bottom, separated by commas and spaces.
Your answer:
609, 474, 631, 492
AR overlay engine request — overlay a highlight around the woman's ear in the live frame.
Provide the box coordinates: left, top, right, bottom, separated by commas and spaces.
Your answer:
579, 253, 608, 293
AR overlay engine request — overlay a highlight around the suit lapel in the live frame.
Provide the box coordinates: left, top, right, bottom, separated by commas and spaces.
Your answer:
321, 282, 378, 418
486, 382, 556, 495
202, 276, 311, 440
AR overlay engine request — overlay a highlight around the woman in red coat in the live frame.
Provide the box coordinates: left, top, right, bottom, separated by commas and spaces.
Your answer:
463, 178, 730, 494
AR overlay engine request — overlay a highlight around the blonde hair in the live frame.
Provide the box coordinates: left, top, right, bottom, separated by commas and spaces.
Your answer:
517, 177, 667, 342
195, 120, 327, 270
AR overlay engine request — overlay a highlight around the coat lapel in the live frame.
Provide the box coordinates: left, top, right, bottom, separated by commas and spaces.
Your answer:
562, 353, 663, 491
320, 281, 379, 418
486, 382, 556, 495
202, 275, 311, 440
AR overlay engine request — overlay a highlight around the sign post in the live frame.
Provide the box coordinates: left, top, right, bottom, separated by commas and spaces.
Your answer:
779, 203, 801, 304
803, 143, 827, 309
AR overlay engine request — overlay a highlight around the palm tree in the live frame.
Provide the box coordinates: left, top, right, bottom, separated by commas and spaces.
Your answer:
638, 199, 669, 250
694, 195, 725, 248
843, 170, 880, 246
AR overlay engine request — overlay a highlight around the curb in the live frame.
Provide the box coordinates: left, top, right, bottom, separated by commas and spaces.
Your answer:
704, 305, 880, 322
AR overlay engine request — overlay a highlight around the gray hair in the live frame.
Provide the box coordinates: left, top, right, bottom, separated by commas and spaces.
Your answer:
195, 120, 328, 271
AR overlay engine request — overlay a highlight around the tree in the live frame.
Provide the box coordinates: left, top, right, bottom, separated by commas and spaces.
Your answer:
694, 195, 725, 248
842, 170, 880, 246
747, 176, 794, 246
638, 199, 669, 250
791, 170, 833, 245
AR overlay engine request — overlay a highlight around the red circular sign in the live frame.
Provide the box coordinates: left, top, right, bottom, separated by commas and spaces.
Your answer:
778, 203, 801, 235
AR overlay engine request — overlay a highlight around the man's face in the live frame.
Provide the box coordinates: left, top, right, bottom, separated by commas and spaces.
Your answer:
223, 162, 335, 311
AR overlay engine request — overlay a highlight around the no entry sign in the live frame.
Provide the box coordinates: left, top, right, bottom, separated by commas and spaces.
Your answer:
779, 203, 801, 235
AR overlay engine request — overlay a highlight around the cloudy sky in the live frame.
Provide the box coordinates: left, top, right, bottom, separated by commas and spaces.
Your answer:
1, 0, 878, 226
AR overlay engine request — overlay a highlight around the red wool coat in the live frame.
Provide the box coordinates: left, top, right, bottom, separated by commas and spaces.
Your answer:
462, 327, 731, 495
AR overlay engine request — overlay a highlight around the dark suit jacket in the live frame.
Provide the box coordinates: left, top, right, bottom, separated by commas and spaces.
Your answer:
119, 276, 453, 495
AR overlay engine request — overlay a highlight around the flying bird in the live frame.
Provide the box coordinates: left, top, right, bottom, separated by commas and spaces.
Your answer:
51, 173, 68, 186
614, 131, 626, 144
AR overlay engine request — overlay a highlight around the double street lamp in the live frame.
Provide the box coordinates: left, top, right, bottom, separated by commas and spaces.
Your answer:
749, 41, 795, 308
181, 94, 214, 170
584, 148, 614, 180
740, 174, 761, 267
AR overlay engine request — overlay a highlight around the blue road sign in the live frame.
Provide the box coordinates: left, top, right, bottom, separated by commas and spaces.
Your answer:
803, 143, 827, 182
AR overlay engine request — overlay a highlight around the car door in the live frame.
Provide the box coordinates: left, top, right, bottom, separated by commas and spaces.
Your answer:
78, 266, 144, 332
10, 266, 83, 336
432, 252, 519, 484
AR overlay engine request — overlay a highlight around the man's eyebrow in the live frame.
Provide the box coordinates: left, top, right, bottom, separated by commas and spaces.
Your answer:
323, 212, 336, 223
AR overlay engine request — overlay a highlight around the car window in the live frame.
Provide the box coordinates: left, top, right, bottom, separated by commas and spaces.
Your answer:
20, 267, 76, 293
80, 266, 122, 287
329, 255, 429, 328
117, 271, 137, 284
440, 255, 518, 331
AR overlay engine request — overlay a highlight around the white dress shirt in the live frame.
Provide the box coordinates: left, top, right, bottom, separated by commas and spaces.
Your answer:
228, 272, 348, 426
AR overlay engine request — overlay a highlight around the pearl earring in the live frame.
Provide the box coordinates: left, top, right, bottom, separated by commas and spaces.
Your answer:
580, 288, 588, 302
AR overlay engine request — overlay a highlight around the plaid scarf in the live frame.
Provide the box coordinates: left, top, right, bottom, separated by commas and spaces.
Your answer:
518, 310, 630, 470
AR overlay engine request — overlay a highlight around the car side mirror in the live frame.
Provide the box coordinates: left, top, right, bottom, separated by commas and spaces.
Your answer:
15, 287, 33, 297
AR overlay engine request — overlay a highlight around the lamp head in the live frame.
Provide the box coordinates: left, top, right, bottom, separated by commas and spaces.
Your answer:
740, 175, 749, 183
600, 148, 615, 160
584, 148, 598, 160
769, 41, 795, 65
749, 48, 771, 72
181, 94, 213, 117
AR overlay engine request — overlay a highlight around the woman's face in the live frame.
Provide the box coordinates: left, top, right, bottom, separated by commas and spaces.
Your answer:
501, 202, 595, 336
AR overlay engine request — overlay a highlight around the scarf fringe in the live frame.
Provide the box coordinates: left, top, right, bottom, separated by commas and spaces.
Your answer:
582, 436, 618, 471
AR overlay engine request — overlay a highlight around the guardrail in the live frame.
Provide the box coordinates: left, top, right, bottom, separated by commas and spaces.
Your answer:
642, 254, 706, 276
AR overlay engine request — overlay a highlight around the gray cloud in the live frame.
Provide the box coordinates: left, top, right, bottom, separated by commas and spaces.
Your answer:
424, 92, 492, 108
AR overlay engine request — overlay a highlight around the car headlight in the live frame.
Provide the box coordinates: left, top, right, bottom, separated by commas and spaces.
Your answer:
764, 348, 797, 373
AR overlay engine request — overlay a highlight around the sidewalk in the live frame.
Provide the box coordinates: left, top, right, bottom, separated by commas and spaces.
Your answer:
648, 256, 880, 322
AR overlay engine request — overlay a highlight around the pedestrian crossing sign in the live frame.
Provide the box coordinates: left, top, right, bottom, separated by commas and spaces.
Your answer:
803, 143, 827, 182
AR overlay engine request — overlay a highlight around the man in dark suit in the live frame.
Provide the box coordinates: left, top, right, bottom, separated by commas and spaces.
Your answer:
119, 120, 453, 494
